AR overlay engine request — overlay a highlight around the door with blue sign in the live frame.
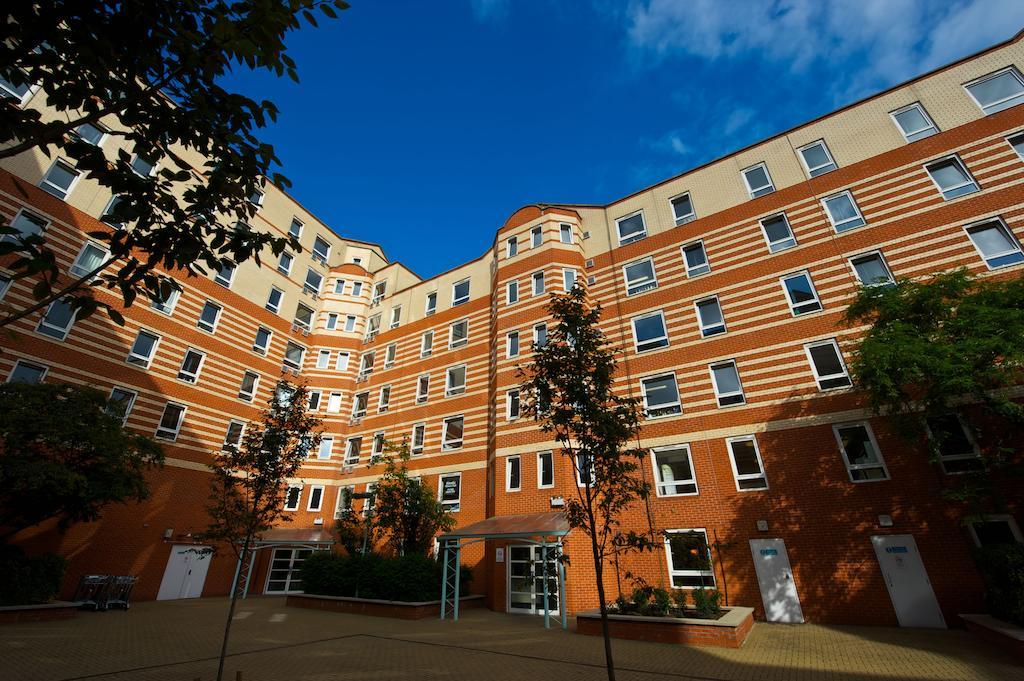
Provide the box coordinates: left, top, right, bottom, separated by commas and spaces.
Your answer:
870, 534, 945, 628
749, 539, 804, 623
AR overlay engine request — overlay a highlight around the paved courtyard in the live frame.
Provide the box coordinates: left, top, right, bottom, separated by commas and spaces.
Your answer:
2, 597, 1020, 681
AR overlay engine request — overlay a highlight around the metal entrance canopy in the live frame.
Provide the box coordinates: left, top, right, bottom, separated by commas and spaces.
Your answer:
230, 528, 335, 599
437, 512, 570, 630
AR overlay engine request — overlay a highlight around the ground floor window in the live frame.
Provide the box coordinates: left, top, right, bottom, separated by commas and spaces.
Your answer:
508, 545, 560, 615
664, 529, 715, 588
967, 515, 1023, 547
265, 548, 312, 594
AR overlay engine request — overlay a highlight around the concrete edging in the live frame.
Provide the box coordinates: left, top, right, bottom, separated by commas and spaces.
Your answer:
961, 613, 1024, 660
575, 606, 755, 648
0, 601, 80, 624
287, 592, 485, 620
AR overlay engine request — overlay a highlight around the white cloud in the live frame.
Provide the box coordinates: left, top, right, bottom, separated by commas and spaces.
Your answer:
470, 0, 511, 23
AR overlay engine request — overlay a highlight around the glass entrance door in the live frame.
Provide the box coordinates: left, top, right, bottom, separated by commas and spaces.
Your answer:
507, 544, 560, 615
265, 548, 312, 594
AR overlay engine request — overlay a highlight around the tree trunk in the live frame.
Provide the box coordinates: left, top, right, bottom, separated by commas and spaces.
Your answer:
216, 534, 250, 681
586, 503, 615, 681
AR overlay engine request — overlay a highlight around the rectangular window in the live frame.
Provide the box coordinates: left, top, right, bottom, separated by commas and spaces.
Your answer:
344, 315, 356, 332
266, 286, 283, 314
964, 218, 1024, 269
438, 472, 461, 511
284, 486, 302, 512
6, 209, 48, 241
926, 415, 983, 474
288, 218, 303, 240
681, 240, 710, 277
506, 236, 518, 258
40, 159, 80, 199
0, 70, 33, 102
283, 341, 305, 369
695, 296, 726, 337
358, 351, 375, 377
344, 437, 362, 465
335, 485, 355, 518
326, 392, 343, 413
665, 530, 715, 588
822, 191, 866, 232
507, 389, 520, 420
131, 154, 156, 178
623, 257, 658, 296
833, 423, 889, 482
507, 330, 520, 358
307, 390, 322, 411
641, 373, 682, 418
378, 385, 391, 412
177, 348, 206, 383
126, 330, 160, 367
411, 423, 426, 456
304, 268, 323, 295
35, 300, 76, 340
293, 304, 314, 332
562, 268, 577, 291
506, 456, 521, 492
805, 339, 851, 390
671, 192, 696, 225
742, 163, 774, 198
891, 102, 938, 142
371, 281, 386, 306
364, 314, 381, 340
449, 319, 468, 348
576, 452, 594, 486
425, 291, 437, 315
333, 279, 346, 295
239, 371, 259, 401
372, 432, 385, 460
306, 485, 324, 511
559, 223, 573, 244
0, 275, 8, 301
155, 402, 186, 441
442, 416, 464, 450
351, 281, 363, 297
8, 360, 47, 384
727, 436, 768, 490
421, 330, 434, 357
506, 280, 519, 304
781, 271, 823, 315
197, 301, 222, 333
452, 279, 470, 306
248, 188, 264, 208
312, 236, 331, 265
325, 313, 338, 331
531, 225, 543, 248
531, 271, 545, 296
213, 262, 235, 288
652, 445, 697, 496
316, 349, 331, 369
224, 420, 246, 449
709, 360, 745, 407
797, 140, 837, 177
389, 306, 401, 329
69, 242, 108, 279
538, 451, 554, 488
106, 387, 137, 424
277, 251, 293, 275
534, 323, 547, 348
850, 251, 895, 286
251, 327, 272, 355
1011, 133, 1024, 160
631, 311, 668, 352
352, 392, 368, 418
446, 365, 467, 396
384, 343, 396, 368
925, 156, 979, 199
760, 213, 797, 252
616, 211, 647, 245
417, 374, 430, 403
151, 286, 180, 316
335, 352, 350, 372
965, 67, 1024, 115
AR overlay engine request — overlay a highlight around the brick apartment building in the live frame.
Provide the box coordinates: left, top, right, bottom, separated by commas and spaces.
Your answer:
3, 30, 1024, 628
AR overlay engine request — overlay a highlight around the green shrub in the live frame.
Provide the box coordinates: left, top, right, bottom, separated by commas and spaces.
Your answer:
691, 587, 723, 618
670, 588, 688, 610
299, 551, 471, 602
648, 586, 672, 617
975, 543, 1024, 626
0, 546, 66, 605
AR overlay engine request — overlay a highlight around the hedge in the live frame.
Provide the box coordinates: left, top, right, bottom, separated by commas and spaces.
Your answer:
0, 546, 67, 606
300, 552, 471, 602
975, 542, 1024, 626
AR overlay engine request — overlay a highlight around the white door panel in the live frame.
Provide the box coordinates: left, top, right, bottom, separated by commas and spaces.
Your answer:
157, 545, 211, 600
750, 538, 804, 623
871, 534, 945, 628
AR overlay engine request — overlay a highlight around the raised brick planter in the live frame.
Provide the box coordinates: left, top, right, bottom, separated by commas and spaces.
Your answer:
0, 601, 79, 625
287, 592, 485, 619
576, 606, 755, 648
961, 614, 1024, 661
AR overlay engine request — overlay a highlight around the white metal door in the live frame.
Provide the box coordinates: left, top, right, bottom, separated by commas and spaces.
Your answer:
749, 539, 804, 623
871, 535, 945, 628
507, 545, 559, 615
156, 545, 211, 600
264, 548, 313, 594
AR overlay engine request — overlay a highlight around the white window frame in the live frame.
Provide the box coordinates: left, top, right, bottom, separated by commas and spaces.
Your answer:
924, 155, 979, 200
351, 281, 364, 297
5, 208, 49, 242
531, 271, 545, 296
694, 295, 727, 337
371, 431, 386, 459
506, 455, 521, 492
35, 299, 77, 341
441, 415, 464, 450
411, 423, 426, 456
966, 514, 1024, 547
8, 360, 48, 384
316, 349, 331, 369
335, 352, 350, 372
709, 360, 745, 407
416, 374, 430, 403
213, 261, 235, 288
288, 218, 304, 240
670, 192, 696, 226
223, 419, 246, 449
378, 385, 391, 412
533, 323, 547, 349
371, 281, 387, 306
306, 485, 325, 512
126, 329, 161, 368
389, 305, 401, 329
615, 210, 647, 245
925, 414, 982, 474
325, 313, 338, 331
155, 402, 187, 441
562, 268, 577, 291
537, 451, 554, 489
726, 435, 768, 491
531, 224, 543, 248
681, 240, 710, 277
266, 286, 284, 314
559, 223, 573, 244
311, 236, 331, 265
849, 250, 895, 287
963, 217, 1024, 270
307, 389, 322, 412
283, 485, 302, 512
640, 372, 682, 419
344, 437, 361, 466
68, 241, 109, 279
890, 102, 938, 142
421, 330, 434, 357
445, 364, 467, 397
650, 444, 698, 497
384, 343, 396, 369
449, 319, 468, 349
39, 158, 81, 200
507, 330, 520, 358
1010, 132, 1024, 160
197, 300, 222, 333
283, 341, 305, 369
438, 472, 462, 511
335, 485, 355, 518
277, 251, 293, 275
804, 339, 852, 390
452, 279, 470, 306
425, 291, 437, 315
506, 389, 520, 420
664, 529, 716, 589
796, 139, 837, 177
177, 348, 206, 384
239, 371, 260, 402
821, 191, 866, 233
506, 236, 518, 258
832, 422, 890, 483
742, 163, 774, 198
106, 386, 137, 425
344, 315, 356, 333
964, 67, 1024, 115
623, 257, 658, 296
780, 271, 823, 316
506, 280, 519, 304
326, 391, 343, 413
759, 213, 797, 252
631, 310, 669, 352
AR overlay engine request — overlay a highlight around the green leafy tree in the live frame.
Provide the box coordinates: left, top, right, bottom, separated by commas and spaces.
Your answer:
0, 382, 164, 541
204, 380, 321, 681
518, 284, 654, 681
0, 0, 348, 328
844, 269, 1024, 507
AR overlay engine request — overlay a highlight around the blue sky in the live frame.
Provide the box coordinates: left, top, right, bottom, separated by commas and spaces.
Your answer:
225, 0, 1024, 278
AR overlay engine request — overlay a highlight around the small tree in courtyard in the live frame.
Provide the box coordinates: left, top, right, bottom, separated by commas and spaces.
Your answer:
204, 380, 321, 681
518, 284, 654, 681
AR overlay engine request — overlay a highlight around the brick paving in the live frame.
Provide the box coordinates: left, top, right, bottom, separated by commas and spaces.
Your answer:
2, 597, 1020, 681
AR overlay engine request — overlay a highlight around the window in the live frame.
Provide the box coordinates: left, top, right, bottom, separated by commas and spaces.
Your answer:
69, 242, 108, 278
681, 241, 710, 277
563, 268, 577, 291
335, 352, 350, 372
506, 456, 521, 492
822, 191, 866, 232
304, 268, 323, 295
352, 392, 368, 418
805, 339, 851, 390
224, 420, 246, 449
531, 224, 543, 248
325, 313, 338, 331
307, 390, 322, 411
177, 349, 205, 383
101, 195, 127, 227
283, 341, 305, 369
670, 193, 696, 225
781, 271, 823, 315
695, 296, 726, 337
326, 392, 343, 413
531, 271, 545, 296
384, 343, 396, 368
559, 223, 573, 244
417, 374, 430, 403
351, 281, 364, 297
1011, 133, 1024, 160
155, 402, 186, 441
850, 251, 895, 286
6, 209, 48, 241
507, 331, 520, 358
452, 279, 470, 306
709, 360, 745, 407
965, 67, 1024, 115
371, 432, 385, 461
967, 516, 1024, 547
352, 257, 363, 266
506, 236, 518, 258
641, 373, 682, 418
131, 154, 156, 178
965, 218, 1024, 269
446, 365, 467, 396
506, 280, 519, 304
40, 159, 80, 199
742, 163, 774, 198
631, 311, 668, 352
411, 423, 426, 456
288, 218, 303, 240
248, 188, 264, 208
284, 486, 302, 511
438, 472, 461, 511
623, 257, 657, 296
533, 323, 547, 348
344, 437, 362, 465
335, 485, 355, 518
344, 315, 356, 332
926, 415, 982, 474
833, 423, 889, 482
106, 387, 137, 424
333, 280, 346, 295
442, 416, 464, 450
294, 303, 314, 331
652, 445, 697, 496
0, 275, 8, 301
8, 360, 47, 384
797, 140, 837, 177
126, 330, 160, 367
358, 352, 375, 377
0, 70, 33, 102
616, 211, 647, 245
239, 371, 259, 401
253, 327, 272, 354
760, 213, 797, 252
389, 306, 401, 329
575, 452, 594, 486
197, 301, 222, 333
266, 286, 283, 314
925, 156, 979, 199
150, 286, 180, 316
371, 281, 386, 306
378, 385, 391, 412
35, 300, 76, 340
307, 485, 324, 511
214, 262, 235, 288
727, 436, 768, 490
425, 291, 437, 315
891, 102, 938, 142
316, 349, 331, 369
421, 330, 434, 357
507, 389, 520, 420
665, 530, 715, 588
537, 451, 554, 488
312, 236, 331, 265
449, 319, 468, 348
